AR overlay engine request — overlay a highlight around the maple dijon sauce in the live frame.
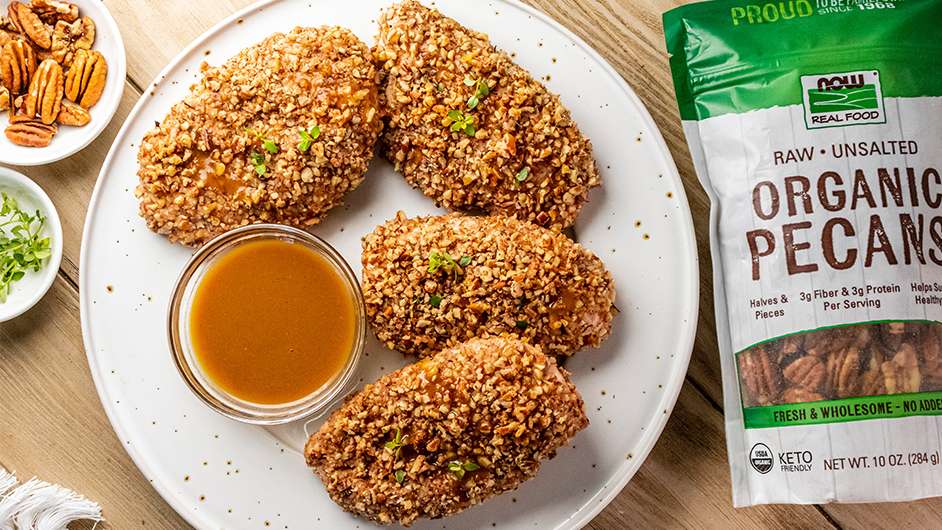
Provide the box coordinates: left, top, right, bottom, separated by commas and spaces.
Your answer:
189, 239, 356, 405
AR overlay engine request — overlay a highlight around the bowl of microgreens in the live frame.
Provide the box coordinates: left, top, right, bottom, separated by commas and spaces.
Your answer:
0, 167, 62, 322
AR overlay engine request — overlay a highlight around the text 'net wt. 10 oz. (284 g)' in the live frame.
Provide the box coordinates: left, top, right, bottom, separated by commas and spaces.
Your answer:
664, 0, 942, 506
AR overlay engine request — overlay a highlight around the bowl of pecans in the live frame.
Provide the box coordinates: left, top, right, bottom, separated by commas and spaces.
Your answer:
0, 0, 125, 165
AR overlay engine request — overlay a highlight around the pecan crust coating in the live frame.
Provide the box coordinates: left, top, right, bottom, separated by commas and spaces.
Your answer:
362, 212, 616, 358
305, 336, 588, 526
374, 1, 601, 231
136, 26, 382, 246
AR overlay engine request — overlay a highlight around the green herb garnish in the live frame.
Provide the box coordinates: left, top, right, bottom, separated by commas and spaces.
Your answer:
458, 255, 472, 267
448, 460, 480, 479
428, 251, 460, 274
0, 193, 50, 303
249, 151, 267, 176
394, 470, 406, 484
297, 125, 321, 153
516, 320, 529, 330
384, 428, 408, 458
465, 78, 490, 110
429, 294, 443, 308
246, 128, 279, 154
446, 110, 476, 137
515, 167, 530, 182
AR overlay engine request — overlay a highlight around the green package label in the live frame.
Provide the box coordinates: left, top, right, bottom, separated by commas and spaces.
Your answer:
744, 391, 942, 429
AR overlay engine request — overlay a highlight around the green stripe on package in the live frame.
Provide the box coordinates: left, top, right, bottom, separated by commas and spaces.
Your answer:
665, 0, 942, 507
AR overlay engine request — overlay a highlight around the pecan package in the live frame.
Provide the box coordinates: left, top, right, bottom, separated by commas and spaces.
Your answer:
0, 0, 106, 148
666, 0, 942, 507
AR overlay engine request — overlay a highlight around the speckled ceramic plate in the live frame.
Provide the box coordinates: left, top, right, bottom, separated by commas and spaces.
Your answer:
79, 1, 698, 528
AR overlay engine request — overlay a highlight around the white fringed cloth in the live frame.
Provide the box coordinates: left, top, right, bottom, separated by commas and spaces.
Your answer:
0, 467, 102, 530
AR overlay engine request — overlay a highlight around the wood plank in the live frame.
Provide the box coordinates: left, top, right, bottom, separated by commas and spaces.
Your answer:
586, 384, 833, 529
0, 278, 188, 529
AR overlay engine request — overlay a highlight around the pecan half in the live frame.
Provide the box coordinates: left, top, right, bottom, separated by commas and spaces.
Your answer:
50, 15, 92, 66
30, 0, 79, 25
921, 326, 942, 389
0, 86, 8, 112
5, 120, 56, 147
738, 346, 783, 406
9, 94, 29, 123
825, 347, 861, 398
880, 322, 914, 352
25, 58, 62, 124
64, 48, 105, 108
783, 355, 825, 392
56, 97, 87, 126
882, 344, 921, 394
858, 350, 887, 396
8, 1, 51, 50
0, 39, 36, 95
782, 386, 824, 404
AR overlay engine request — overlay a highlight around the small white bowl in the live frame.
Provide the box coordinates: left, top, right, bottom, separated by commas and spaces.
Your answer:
0, 0, 126, 166
0, 166, 62, 321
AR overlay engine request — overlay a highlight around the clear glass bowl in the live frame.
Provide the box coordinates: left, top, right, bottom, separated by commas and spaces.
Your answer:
167, 224, 365, 425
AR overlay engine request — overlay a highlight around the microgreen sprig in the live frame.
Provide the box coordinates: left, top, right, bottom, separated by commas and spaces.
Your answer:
384, 428, 409, 459
394, 470, 406, 484
428, 251, 471, 276
245, 128, 279, 154
448, 460, 480, 479
429, 294, 443, 308
297, 125, 321, 153
446, 110, 476, 137
515, 167, 530, 183
0, 193, 51, 303
249, 151, 267, 176
464, 77, 490, 110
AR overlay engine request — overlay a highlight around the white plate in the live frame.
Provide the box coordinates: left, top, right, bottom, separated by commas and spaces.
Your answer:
0, 0, 126, 166
80, 1, 699, 528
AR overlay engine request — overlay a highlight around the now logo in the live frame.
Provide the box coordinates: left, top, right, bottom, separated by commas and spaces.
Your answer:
801, 70, 886, 129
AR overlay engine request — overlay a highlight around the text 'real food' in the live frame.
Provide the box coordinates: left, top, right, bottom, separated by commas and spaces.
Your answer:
665, 0, 942, 507
305, 335, 588, 526
136, 27, 382, 247
374, 0, 600, 231
362, 213, 616, 358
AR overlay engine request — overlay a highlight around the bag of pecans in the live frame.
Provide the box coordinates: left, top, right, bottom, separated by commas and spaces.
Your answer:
664, 0, 942, 506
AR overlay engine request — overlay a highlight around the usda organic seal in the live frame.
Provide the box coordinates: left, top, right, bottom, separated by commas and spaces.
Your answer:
749, 443, 773, 475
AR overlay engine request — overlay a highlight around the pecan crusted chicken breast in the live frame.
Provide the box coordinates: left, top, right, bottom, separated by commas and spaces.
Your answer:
136, 27, 382, 246
374, 1, 601, 231
362, 213, 616, 358
305, 336, 588, 526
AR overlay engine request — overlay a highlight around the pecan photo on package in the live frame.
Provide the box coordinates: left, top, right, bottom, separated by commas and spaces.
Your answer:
738, 322, 942, 407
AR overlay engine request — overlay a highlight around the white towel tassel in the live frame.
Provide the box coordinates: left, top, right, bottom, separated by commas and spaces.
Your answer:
0, 467, 102, 530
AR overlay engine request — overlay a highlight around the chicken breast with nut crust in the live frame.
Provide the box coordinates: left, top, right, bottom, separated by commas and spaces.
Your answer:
362, 213, 616, 358
374, 1, 601, 231
136, 26, 382, 246
305, 335, 588, 526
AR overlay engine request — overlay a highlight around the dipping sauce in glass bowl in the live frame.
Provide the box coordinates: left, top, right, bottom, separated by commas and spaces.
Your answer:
168, 225, 365, 425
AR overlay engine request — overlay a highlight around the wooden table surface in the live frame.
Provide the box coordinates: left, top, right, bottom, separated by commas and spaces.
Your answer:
0, 0, 939, 528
